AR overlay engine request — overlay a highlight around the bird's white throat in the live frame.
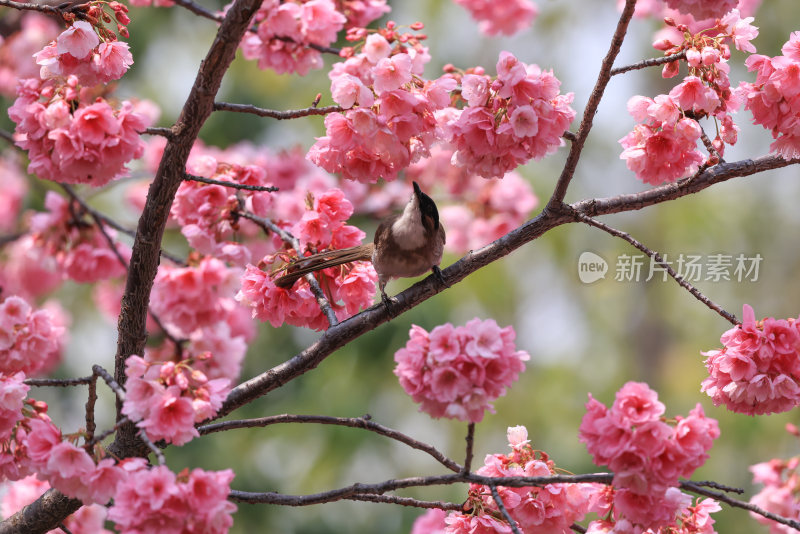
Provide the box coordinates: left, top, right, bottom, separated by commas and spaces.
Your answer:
391, 200, 426, 249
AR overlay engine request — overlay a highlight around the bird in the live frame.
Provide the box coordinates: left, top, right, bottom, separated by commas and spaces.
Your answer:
274, 181, 446, 303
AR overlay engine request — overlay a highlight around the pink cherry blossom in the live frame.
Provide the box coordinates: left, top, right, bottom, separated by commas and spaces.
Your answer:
702, 304, 800, 415
438, 426, 598, 532
0, 372, 28, 440
662, 0, 737, 21
453, 0, 538, 37
108, 464, 236, 533
0, 295, 64, 377
393, 319, 529, 423
580, 382, 719, 530
56, 21, 99, 60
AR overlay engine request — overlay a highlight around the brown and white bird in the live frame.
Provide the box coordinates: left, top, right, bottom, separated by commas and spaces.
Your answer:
274, 181, 446, 302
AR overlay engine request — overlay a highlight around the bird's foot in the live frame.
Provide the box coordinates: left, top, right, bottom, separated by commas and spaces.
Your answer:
380, 290, 399, 317
432, 265, 449, 288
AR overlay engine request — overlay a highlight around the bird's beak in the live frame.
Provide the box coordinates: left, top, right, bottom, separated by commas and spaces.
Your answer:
412, 181, 422, 198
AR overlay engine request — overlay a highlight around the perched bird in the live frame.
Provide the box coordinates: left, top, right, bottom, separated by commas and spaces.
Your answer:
274, 181, 446, 302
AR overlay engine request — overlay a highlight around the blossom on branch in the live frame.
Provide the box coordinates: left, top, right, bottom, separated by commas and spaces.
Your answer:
394, 319, 529, 422
453, 0, 538, 37
580, 382, 719, 530
438, 51, 575, 179
702, 304, 800, 415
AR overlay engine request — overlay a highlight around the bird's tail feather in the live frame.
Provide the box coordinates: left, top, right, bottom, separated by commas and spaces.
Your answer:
274, 243, 374, 289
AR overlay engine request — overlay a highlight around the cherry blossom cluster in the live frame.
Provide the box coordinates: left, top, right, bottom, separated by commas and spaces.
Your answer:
150, 256, 242, 336
393, 319, 530, 423
701, 304, 800, 415
238, 188, 377, 330
108, 462, 236, 533
0, 373, 28, 443
121, 355, 230, 445
412, 426, 599, 533
438, 51, 575, 179
241, 0, 391, 76
661, 0, 737, 21
453, 0, 538, 37
0, 296, 65, 377
407, 145, 538, 254
740, 32, 800, 160
23, 192, 130, 284
579, 382, 719, 530
620, 10, 758, 185
749, 425, 800, 533
0, 14, 60, 97
8, 15, 150, 186
240, 0, 347, 76
34, 18, 133, 86
586, 488, 721, 534
2, 476, 110, 533
309, 23, 457, 183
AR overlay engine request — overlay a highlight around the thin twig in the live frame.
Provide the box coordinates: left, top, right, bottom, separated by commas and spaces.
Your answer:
57, 523, 73, 534
574, 212, 738, 325
0, 0, 66, 16
59, 184, 186, 266
169, 0, 221, 22
24, 376, 94, 387
681, 480, 800, 531
0, 129, 16, 146
85, 417, 130, 447
92, 365, 126, 402
462, 423, 475, 474
690, 480, 745, 494
184, 173, 279, 192
238, 208, 339, 327
137, 429, 166, 465
610, 50, 687, 76
142, 127, 175, 138
489, 484, 522, 534
346, 494, 462, 511
213, 102, 343, 120
546, 0, 637, 207
198, 414, 461, 472
229, 472, 614, 505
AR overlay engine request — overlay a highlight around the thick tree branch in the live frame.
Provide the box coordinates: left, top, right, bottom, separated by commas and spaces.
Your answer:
217, 154, 798, 420
0, 0, 264, 531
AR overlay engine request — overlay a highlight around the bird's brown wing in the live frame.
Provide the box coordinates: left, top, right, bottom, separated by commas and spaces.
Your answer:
273, 243, 374, 289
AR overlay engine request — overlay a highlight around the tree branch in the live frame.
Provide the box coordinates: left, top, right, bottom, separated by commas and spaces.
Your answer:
228, 472, 614, 505
546, 0, 637, 207
213, 101, 343, 120
574, 212, 738, 325
489, 484, 522, 534
681, 480, 800, 531
198, 413, 461, 473
610, 51, 687, 76
184, 173, 279, 192
217, 154, 798, 420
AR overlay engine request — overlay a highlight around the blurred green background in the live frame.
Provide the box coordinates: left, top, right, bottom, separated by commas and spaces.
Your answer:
6, 0, 800, 532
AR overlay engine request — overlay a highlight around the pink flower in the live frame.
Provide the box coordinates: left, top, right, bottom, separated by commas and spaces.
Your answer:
372, 53, 413, 94
394, 319, 529, 423
0, 373, 28, 440
363, 33, 391, 63
0, 295, 64, 376
454, 0, 538, 37
56, 21, 99, 60
411, 508, 448, 533
331, 73, 374, 109
702, 304, 800, 415
461, 74, 490, 107
610, 381, 665, 425
662, 0, 737, 21
669, 76, 721, 115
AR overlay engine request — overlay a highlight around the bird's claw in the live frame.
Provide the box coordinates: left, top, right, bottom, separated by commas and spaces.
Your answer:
432, 265, 449, 288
